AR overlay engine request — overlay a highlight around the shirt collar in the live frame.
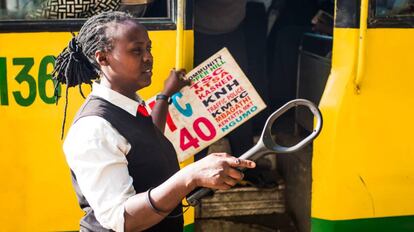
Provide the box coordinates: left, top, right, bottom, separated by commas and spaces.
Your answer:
91, 82, 144, 117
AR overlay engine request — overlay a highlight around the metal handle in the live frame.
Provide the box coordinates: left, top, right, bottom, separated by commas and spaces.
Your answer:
186, 99, 323, 206
260, 99, 323, 154
186, 188, 213, 206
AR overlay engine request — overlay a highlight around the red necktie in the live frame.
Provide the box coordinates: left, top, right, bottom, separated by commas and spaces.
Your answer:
137, 104, 150, 117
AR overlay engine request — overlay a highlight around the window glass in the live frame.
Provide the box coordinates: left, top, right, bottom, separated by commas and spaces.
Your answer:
0, 0, 166, 20
375, 0, 414, 17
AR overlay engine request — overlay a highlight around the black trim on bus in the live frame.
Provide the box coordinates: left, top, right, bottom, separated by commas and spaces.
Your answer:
368, 0, 414, 28
368, 17, 414, 28
0, 18, 175, 32
0, 0, 193, 32
368, 15, 414, 28
185, 0, 193, 30
335, 0, 361, 28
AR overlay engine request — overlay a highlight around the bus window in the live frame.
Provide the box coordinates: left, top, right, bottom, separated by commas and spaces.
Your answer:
0, 0, 165, 20
0, 0, 174, 31
0, 0, 37, 19
374, 0, 414, 17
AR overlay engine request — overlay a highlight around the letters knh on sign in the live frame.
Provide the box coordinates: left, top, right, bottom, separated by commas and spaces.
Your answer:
148, 48, 266, 162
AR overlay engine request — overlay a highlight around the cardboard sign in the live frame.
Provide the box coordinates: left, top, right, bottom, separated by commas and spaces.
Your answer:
149, 48, 266, 162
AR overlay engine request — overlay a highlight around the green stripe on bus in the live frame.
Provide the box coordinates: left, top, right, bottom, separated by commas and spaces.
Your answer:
0, 57, 8, 105
312, 215, 414, 232
183, 223, 194, 232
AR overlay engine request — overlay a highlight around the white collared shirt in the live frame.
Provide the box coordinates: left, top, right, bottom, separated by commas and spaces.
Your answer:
63, 82, 145, 232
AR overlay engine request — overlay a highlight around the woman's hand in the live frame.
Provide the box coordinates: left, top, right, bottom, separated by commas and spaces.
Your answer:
187, 153, 256, 190
152, 68, 191, 132
124, 153, 255, 231
161, 68, 191, 97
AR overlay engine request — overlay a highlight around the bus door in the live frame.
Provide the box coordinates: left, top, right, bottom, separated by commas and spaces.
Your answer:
0, 0, 195, 231
313, 0, 414, 231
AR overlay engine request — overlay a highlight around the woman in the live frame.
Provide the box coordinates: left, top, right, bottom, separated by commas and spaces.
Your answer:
53, 11, 256, 232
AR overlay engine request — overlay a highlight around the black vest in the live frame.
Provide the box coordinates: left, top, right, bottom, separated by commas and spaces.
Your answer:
70, 96, 183, 232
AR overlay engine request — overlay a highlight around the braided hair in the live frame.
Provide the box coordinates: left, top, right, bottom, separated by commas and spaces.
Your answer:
52, 11, 135, 139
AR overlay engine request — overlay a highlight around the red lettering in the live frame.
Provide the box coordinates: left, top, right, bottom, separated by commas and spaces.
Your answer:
180, 128, 200, 151
212, 67, 224, 76
148, 99, 177, 132
193, 117, 216, 141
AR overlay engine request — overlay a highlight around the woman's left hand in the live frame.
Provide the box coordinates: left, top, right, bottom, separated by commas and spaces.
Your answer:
162, 68, 191, 97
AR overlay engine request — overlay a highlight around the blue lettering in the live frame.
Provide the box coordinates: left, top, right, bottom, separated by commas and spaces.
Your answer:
171, 92, 193, 117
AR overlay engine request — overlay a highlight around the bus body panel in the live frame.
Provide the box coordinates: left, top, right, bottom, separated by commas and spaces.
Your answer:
0, 30, 194, 231
312, 27, 414, 231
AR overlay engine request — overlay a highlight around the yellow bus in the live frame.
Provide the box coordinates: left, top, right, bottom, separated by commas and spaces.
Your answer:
0, 0, 195, 231
1, 0, 414, 231
312, 0, 414, 231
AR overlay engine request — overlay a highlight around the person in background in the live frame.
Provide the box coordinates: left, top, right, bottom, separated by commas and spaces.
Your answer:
267, 0, 334, 110
194, 0, 268, 158
53, 11, 256, 232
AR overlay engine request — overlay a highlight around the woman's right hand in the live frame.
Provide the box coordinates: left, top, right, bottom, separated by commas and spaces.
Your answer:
187, 153, 256, 190
162, 69, 191, 97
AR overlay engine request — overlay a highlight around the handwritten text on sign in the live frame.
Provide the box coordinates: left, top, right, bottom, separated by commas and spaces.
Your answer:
148, 48, 266, 162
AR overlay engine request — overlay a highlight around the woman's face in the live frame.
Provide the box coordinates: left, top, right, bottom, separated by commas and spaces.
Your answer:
104, 20, 153, 95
